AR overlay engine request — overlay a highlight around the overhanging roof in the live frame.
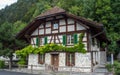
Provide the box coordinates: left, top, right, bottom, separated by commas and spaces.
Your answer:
16, 6, 109, 43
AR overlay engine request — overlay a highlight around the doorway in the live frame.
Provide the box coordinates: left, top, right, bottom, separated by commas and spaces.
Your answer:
51, 54, 59, 70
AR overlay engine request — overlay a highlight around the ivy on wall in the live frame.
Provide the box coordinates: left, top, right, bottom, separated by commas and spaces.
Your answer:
16, 33, 86, 65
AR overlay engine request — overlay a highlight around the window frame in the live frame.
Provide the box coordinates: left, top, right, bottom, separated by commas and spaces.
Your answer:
67, 35, 74, 45
39, 37, 44, 46
38, 54, 45, 64
52, 21, 59, 30
66, 53, 75, 66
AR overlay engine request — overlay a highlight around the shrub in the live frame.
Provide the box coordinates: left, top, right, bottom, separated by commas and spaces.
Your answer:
17, 58, 26, 66
0, 60, 5, 69
114, 61, 120, 75
106, 64, 113, 72
106, 61, 120, 75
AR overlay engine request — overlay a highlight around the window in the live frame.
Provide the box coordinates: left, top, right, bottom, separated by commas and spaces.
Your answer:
66, 53, 75, 66
40, 38, 44, 46
67, 35, 74, 45
53, 21, 59, 29
63, 34, 78, 45
38, 54, 45, 64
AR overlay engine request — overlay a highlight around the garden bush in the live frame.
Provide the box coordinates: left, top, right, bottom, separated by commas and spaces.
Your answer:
106, 61, 120, 75
0, 60, 5, 69
114, 61, 120, 75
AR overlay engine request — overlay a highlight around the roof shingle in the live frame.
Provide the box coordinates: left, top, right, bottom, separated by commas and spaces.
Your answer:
38, 6, 65, 17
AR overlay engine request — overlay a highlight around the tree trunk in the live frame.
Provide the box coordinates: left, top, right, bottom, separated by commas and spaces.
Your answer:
9, 56, 13, 69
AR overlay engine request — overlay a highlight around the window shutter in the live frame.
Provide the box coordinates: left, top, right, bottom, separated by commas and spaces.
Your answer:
36, 37, 39, 46
44, 36, 47, 45
74, 34, 78, 44
63, 35, 66, 45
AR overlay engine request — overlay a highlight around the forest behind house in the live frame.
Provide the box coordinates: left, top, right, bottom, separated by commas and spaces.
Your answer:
0, 0, 120, 59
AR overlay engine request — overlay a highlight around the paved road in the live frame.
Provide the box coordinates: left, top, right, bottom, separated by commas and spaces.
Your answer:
0, 70, 37, 75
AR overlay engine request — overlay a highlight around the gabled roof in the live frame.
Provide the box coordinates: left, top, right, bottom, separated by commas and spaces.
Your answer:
38, 6, 65, 17
16, 6, 109, 43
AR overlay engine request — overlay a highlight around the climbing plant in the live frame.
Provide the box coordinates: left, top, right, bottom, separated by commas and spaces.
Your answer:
16, 33, 86, 63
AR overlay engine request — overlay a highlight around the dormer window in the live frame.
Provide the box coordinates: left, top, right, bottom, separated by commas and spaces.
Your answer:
52, 21, 59, 30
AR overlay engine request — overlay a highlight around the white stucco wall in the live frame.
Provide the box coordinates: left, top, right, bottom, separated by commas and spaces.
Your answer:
31, 29, 38, 35
46, 28, 51, 34
59, 19, 65, 25
100, 51, 106, 65
76, 23, 86, 30
67, 18, 74, 24
28, 54, 45, 70
75, 52, 91, 72
68, 25, 74, 31
59, 26, 66, 32
28, 52, 92, 72
45, 53, 51, 65
46, 22, 51, 27
58, 52, 91, 72
31, 18, 87, 36
59, 53, 66, 66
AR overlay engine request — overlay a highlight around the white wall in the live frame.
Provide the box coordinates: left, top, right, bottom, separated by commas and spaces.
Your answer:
75, 52, 91, 72
76, 23, 86, 30
59, 19, 65, 25
28, 52, 92, 72
58, 52, 91, 72
28, 54, 45, 70
59, 53, 65, 66
100, 51, 106, 65
45, 53, 51, 65
31, 29, 38, 35
31, 18, 87, 36
59, 26, 66, 32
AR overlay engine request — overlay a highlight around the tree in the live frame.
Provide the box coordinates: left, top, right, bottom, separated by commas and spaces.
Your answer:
0, 22, 27, 69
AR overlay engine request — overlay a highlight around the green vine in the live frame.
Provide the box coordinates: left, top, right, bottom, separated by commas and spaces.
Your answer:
16, 33, 86, 62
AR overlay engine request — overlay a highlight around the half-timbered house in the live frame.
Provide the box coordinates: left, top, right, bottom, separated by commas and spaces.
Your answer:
16, 7, 109, 72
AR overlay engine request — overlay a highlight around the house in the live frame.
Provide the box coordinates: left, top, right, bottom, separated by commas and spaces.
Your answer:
16, 7, 109, 72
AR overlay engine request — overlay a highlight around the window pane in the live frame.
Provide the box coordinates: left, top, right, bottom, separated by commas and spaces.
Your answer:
71, 35, 74, 43
40, 38, 44, 46
67, 35, 71, 44
66, 53, 75, 66
53, 23, 58, 29
67, 35, 74, 45
39, 54, 45, 64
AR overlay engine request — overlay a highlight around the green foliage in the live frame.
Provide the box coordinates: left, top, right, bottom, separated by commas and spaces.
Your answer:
0, 22, 27, 57
106, 61, 120, 75
0, 0, 120, 58
106, 64, 113, 72
0, 21, 27, 69
0, 60, 5, 69
17, 58, 26, 66
114, 61, 120, 75
16, 33, 86, 61
13, 21, 27, 34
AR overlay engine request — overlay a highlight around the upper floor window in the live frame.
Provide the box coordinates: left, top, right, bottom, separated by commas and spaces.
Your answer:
53, 21, 59, 29
62, 34, 78, 46
67, 35, 74, 45
40, 38, 44, 46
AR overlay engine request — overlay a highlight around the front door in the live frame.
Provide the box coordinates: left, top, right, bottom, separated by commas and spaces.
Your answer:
51, 54, 59, 70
